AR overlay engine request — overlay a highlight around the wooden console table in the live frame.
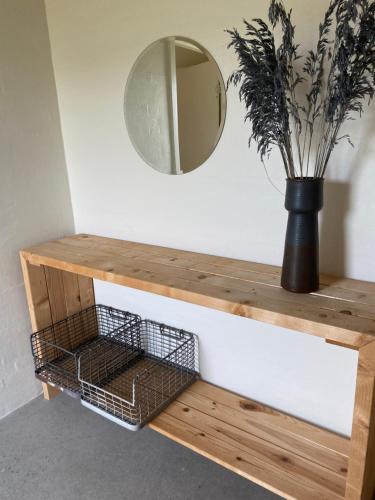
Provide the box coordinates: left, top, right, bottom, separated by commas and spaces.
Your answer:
20, 234, 375, 499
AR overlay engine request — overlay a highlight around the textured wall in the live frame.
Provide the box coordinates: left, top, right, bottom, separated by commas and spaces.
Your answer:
43, 0, 375, 435
125, 39, 173, 174
0, 0, 74, 419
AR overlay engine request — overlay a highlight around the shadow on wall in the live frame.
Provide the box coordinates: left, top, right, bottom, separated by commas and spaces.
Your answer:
319, 108, 375, 279
348, 107, 375, 181
320, 181, 351, 278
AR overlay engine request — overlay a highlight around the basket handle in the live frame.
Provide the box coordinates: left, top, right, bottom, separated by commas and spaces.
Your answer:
159, 324, 185, 340
108, 307, 133, 321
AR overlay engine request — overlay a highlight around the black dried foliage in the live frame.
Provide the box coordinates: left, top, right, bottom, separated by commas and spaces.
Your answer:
227, 0, 375, 179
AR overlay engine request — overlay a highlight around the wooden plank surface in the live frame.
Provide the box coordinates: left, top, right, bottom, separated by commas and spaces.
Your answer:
149, 380, 349, 500
346, 341, 375, 499
21, 234, 375, 349
44, 266, 69, 324
20, 256, 60, 400
20, 251, 96, 400
42, 266, 96, 372
78, 275, 96, 309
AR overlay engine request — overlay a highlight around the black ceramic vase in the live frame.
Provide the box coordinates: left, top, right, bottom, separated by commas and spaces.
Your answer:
281, 178, 324, 293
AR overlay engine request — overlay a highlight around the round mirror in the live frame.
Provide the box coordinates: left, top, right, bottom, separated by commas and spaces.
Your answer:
124, 36, 226, 175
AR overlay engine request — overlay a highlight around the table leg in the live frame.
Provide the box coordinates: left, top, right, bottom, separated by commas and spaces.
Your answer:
346, 340, 375, 499
20, 255, 95, 401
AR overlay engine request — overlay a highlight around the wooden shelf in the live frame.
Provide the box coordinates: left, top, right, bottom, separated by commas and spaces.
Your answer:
20, 234, 375, 499
150, 381, 349, 500
21, 233, 375, 350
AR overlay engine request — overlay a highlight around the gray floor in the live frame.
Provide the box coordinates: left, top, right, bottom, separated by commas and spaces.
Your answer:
0, 394, 279, 500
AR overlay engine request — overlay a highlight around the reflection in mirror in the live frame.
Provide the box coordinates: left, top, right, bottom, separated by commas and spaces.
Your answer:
124, 37, 226, 175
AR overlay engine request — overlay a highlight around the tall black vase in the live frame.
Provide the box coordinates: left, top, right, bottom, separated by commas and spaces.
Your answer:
281, 178, 324, 293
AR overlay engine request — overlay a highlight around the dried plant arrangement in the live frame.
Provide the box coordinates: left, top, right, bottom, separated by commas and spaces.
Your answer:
227, 0, 375, 180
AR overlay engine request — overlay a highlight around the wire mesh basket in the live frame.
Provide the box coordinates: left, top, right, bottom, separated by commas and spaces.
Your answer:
79, 319, 199, 430
31, 305, 141, 397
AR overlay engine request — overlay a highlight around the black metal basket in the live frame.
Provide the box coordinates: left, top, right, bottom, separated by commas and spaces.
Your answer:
79, 320, 199, 430
31, 305, 141, 396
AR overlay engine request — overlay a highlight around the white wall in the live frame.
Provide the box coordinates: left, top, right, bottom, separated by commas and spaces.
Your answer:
0, 0, 74, 419
43, 0, 375, 435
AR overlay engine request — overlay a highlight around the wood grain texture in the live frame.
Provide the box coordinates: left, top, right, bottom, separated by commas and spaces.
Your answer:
77, 275, 95, 309
21, 234, 375, 349
62, 271, 82, 316
44, 266, 68, 324
346, 341, 375, 500
20, 257, 52, 332
150, 380, 349, 500
20, 256, 60, 399
21, 252, 95, 400
42, 266, 96, 367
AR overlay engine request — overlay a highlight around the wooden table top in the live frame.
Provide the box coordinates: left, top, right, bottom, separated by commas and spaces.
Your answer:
21, 233, 375, 349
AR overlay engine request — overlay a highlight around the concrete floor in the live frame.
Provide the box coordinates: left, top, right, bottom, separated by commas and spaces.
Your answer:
0, 393, 279, 500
